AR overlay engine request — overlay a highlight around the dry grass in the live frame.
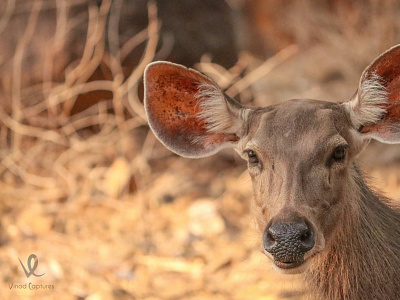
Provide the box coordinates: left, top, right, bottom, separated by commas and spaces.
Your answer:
0, 1, 399, 299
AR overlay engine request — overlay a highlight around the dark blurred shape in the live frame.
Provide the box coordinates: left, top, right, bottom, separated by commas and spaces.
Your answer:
117, 0, 238, 68
156, 0, 238, 68
162, 194, 175, 204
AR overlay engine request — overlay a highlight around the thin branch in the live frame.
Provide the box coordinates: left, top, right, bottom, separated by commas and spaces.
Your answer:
226, 45, 299, 98
11, 0, 43, 151
122, 0, 159, 121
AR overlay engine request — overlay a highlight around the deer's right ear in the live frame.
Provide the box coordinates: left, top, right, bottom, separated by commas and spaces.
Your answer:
144, 62, 251, 158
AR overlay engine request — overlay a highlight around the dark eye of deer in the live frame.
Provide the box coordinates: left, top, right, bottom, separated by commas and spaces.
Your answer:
248, 150, 259, 164
332, 145, 347, 161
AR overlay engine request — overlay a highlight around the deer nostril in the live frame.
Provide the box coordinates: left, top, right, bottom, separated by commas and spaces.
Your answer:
300, 231, 311, 241
263, 227, 277, 250
267, 230, 275, 242
299, 229, 314, 251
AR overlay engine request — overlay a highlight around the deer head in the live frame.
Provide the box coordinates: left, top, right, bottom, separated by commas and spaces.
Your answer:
143, 45, 400, 274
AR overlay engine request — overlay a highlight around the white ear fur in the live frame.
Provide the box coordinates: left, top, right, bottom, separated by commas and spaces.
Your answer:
345, 72, 388, 130
191, 84, 252, 149
195, 83, 251, 140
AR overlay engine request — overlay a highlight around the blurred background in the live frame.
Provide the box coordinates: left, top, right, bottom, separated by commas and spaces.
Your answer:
0, 0, 400, 299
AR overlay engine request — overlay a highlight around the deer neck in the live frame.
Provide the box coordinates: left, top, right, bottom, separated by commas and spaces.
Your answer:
305, 166, 400, 300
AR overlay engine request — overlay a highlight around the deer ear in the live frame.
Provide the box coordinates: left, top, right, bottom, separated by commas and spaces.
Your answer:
144, 62, 250, 158
345, 44, 400, 143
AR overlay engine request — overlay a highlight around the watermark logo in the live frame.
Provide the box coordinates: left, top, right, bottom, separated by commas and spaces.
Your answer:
9, 254, 54, 291
18, 254, 45, 278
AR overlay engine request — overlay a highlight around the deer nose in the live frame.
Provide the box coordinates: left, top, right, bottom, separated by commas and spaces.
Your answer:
263, 220, 315, 263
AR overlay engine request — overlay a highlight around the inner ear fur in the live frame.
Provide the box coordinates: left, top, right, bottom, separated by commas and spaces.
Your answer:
345, 44, 400, 143
144, 61, 250, 158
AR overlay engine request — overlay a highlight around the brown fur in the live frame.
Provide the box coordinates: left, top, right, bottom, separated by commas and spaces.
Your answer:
306, 167, 400, 299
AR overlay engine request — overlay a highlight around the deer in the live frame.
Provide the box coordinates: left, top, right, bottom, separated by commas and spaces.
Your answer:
143, 45, 400, 300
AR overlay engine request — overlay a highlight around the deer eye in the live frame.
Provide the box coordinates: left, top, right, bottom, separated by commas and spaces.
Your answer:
247, 150, 259, 165
332, 145, 348, 162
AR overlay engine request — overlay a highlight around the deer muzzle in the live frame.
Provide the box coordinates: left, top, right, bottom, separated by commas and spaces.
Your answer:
263, 219, 315, 270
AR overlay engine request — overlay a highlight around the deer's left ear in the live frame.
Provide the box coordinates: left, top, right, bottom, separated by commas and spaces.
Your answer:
344, 44, 400, 144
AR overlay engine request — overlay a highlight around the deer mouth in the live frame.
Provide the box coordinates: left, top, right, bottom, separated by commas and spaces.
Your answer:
272, 258, 312, 274
274, 260, 304, 270
271, 252, 318, 274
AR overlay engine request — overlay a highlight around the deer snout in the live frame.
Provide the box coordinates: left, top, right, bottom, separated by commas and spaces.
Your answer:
263, 219, 315, 269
